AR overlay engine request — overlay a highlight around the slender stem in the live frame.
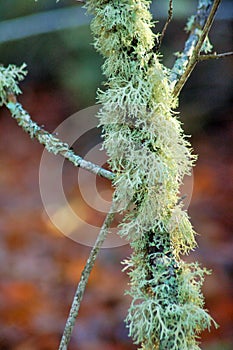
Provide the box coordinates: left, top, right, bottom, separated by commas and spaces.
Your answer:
171, 0, 222, 98
6, 94, 114, 181
58, 202, 116, 350
158, 0, 173, 50
198, 51, 233, 61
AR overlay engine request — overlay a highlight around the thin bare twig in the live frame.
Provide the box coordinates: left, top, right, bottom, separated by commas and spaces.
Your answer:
171, 0, 222, 98
6, 94, 114, 181
198, 51, 233, 61
157, 0, 173, 50
58, 202, 116, 350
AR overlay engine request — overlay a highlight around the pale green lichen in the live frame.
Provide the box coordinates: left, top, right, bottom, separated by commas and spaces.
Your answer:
201, 36, 213, 53
86, 0, 216, 349
0, 63, 27, 106
185, 10, 213, 54
185, 15, 196, 33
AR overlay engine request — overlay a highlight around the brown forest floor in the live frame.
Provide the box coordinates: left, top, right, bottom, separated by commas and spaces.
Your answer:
0, 85, 232, 350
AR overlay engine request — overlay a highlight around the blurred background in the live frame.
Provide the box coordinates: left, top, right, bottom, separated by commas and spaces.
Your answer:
0, 0, 232, 349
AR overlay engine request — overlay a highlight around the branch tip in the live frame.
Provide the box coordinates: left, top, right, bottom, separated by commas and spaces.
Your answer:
198, 51, 233, 61
157, 0, 173, 51
5, 93, 114, 181
171, 0, 222, 98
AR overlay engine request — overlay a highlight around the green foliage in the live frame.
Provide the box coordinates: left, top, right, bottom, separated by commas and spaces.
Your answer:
86, 0, 216, 349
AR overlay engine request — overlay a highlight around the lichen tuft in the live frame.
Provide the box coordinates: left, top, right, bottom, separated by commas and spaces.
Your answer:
87, 1, 216, 348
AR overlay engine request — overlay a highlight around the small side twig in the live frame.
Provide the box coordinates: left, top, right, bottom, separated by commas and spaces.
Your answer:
58, 202, 116, 350
157, 0, 173, 50
171, 0, 222, 98
198, 51, 233, 61
6, 94, 114, 181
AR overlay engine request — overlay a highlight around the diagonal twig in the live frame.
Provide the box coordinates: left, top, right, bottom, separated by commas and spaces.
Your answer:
6, 93, 114, 181
198, 51, 233, 61
58, 201, 116, 350
157, 0, 173, 51
170, 0, 222, 98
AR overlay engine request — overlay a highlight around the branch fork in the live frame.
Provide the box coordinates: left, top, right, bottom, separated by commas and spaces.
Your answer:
1, 1, 227, 349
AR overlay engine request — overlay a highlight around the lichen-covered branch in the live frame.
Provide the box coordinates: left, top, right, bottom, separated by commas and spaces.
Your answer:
198, 51, 233, 61
58, 203, 116, 350
86, 0, 217, 349
0, 64, 114, 180
7, 98, 114, 180
1, 1, 222, 348
171, 0, 221, 97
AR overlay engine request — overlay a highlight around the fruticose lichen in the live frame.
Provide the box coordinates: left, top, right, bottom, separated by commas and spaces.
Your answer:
0, 63, 27, 106
86, 1, 216, 349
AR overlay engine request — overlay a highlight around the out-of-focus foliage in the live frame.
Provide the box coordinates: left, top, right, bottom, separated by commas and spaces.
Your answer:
205, 343, 233, 350
0, 2, 103, 106
0, 0, 232, 113
0, 26, 103, 107
0, 0, 75, 20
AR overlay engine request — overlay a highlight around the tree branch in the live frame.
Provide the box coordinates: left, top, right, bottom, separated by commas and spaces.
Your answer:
198, 51, 233, 61
6, 94, 114, 181
170, 0, 222, 98
157, 0, 173, 50
58, 202, 116, 350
